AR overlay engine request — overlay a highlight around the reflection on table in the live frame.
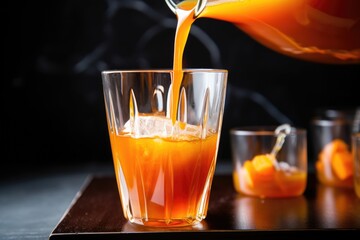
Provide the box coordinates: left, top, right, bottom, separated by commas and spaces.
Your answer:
234, 195, 308, 229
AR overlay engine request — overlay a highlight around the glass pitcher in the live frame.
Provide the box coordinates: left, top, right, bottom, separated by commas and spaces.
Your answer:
166, 0, 360, 64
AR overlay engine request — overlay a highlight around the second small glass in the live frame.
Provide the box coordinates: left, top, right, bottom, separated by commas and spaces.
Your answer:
230, 126, 307, 198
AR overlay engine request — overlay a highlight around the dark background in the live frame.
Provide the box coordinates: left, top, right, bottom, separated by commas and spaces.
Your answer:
2, 0, 360, 177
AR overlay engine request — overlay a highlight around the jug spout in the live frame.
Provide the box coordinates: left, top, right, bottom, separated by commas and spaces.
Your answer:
166, 0, 207, 17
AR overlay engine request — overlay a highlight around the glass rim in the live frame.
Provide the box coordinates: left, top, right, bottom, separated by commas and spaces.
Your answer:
230, 126, 306, 136
101, 68, 228, 74
311, 118, 351, 126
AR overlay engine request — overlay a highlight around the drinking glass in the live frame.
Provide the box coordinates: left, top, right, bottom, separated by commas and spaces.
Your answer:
230, 126, 307, 198
101, 69, 227, 227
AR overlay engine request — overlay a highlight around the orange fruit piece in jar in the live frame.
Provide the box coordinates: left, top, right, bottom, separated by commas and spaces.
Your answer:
242, 160, 255, 187
243, 155, 276, 187
317, 138, 353, 181
331, 151, 353, 180
322, 139, 348, 158
252, 154, 276, 175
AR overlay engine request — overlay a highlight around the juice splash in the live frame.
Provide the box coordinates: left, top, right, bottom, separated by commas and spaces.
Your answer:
170, 0, 360, 64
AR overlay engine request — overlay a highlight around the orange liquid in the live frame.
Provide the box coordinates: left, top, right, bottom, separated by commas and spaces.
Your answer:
233, 163, 307, 198
176, 0, 360, 64
110, 129, 218, 226
232, 155, 306, 198
171, 4, 196, 122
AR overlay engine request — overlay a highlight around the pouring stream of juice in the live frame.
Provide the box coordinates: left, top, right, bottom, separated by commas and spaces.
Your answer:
168, 0, 360, 123
169, 4, 196, 124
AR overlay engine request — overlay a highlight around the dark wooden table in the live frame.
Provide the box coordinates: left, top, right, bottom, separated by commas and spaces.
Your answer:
50, 173, 360, 239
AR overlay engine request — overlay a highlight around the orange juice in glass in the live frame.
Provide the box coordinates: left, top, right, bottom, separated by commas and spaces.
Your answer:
230, 126, 307, 198
102, 69, 227, 227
